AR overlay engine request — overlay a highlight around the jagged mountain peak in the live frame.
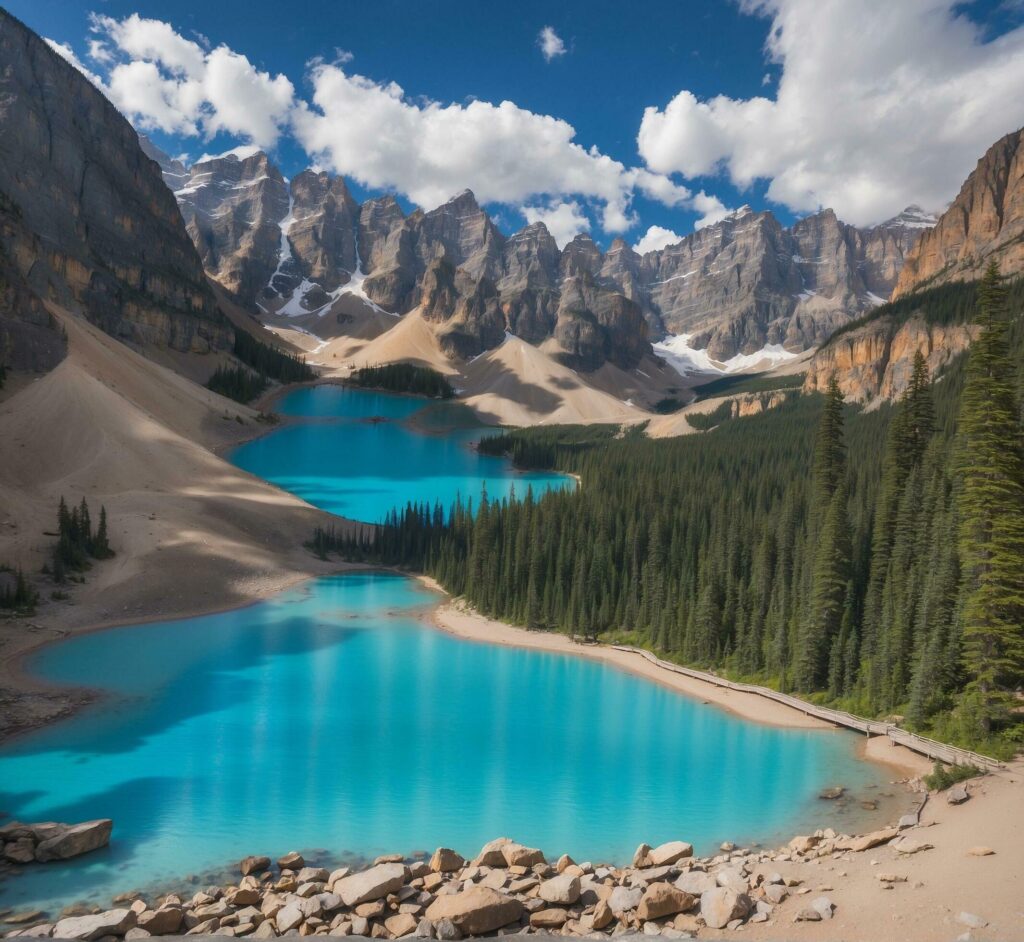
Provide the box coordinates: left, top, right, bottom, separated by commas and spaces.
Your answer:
882, 205, 939, 230
725, 204, 755, 220
143, 137, 928, 365
436, 188, 483, 214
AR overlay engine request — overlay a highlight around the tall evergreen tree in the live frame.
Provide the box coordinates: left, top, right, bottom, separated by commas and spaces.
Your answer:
955, 263, 1024, 733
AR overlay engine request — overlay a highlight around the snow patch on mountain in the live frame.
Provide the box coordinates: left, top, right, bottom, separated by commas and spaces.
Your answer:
655, 334, 800, 377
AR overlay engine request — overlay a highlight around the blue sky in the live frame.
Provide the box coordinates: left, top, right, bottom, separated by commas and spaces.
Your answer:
10, 0, 1024, 249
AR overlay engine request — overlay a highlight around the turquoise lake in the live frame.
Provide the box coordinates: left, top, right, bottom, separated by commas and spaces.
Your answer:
0, 386, 904, 913
228, 386, 572, 522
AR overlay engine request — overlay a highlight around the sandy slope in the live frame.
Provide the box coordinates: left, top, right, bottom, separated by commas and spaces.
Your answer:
299, 307, 653, 426
0, 309, 345, 740
332, 308, 460, 375
462, 336, 649, 426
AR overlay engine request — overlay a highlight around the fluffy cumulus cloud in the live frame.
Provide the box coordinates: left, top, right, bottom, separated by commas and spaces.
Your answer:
538, 26, 567, 62
638, 0, 1024, 225
633, 225, 682, 255
523, 201, 590, 248
87, 14, 294, 147
292, 62, 700, 232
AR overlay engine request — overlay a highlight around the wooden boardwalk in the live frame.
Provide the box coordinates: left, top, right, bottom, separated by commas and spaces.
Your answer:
609, 644, 1005, 770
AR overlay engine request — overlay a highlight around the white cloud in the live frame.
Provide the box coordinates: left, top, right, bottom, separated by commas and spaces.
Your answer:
691, 191, 731, 229
50, 14, 726, 238
538, 26, 567, 62
292, 63, 692, 231
196, 144, 264, 164
88, 13, 294, 147
87, 38, 113, 64
633, 225, 682, 255
637, 0, 1024, 225
523, 201, 590, 248
44, 39, 106, 89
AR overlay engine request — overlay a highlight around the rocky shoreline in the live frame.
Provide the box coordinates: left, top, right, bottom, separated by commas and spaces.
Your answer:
3, 805, 974, 941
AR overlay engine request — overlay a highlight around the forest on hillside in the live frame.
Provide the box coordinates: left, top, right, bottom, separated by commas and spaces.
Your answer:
322, 269, 1024, 757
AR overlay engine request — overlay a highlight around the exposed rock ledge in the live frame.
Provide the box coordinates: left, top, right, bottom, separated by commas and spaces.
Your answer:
1, 820, 111, 865
802, 314, 976, 404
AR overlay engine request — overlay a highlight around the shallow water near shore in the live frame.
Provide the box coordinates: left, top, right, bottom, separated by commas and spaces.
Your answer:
229, 386, 572, 522
0, 387, 909, 914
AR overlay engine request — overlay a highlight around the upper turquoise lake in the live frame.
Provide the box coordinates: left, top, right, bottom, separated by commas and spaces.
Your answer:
228, 385, 572, 522
0, 386, 903, 914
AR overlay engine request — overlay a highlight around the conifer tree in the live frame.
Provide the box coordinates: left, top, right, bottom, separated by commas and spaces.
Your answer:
796, 378, 850, 691
955, 263, 1024, 733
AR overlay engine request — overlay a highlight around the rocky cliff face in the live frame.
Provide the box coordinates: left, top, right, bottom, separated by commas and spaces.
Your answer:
633, 206, 930, 359
174, 151, 290, 308
894, 128, 1024, 297
0, 10, 231, 368
151, 138, 931, 371
803, 314, 977, 403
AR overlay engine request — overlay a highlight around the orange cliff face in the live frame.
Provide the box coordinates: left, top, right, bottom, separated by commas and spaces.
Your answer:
802, 315, 977, 404
894, 128, 1024, 297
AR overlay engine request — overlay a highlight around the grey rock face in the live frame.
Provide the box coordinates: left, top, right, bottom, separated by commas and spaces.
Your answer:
0, 9, 231, 368
633, 205, 928, 359
287, 170, 359, 292
175, 151, 290, 306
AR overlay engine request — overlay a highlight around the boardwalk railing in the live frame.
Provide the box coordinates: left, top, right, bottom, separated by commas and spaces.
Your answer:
608, 644, 1005, 771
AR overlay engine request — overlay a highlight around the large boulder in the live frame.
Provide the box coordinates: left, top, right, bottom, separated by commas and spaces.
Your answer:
700, 888, 752, 930
591, 899, 614, 930
136, 906, 183, 935
425, 887, 523, 935
647, 841, 693, 866
275, 903, 304, 933
675, 871, 717, 896
34, 819, 112, 862
838, 827, 898, 852
608, 885, 643, 913
530, 908, 568, 930
637, 883, 695, 921
537, 873, 581, 905
715, 868, 749, 892
53, 909, 136, 940
430, 848, 465, 873
385, 913, 419, 937
277, 851, 305, 870
240, 855, 271, 876
334, 863, 410, 906
947, 782, 970, 804
501, 842, 545, 868
632, 843, 652, 868
473, 837, 511, 867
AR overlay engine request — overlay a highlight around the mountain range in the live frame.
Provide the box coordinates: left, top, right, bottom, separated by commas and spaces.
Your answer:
143, 137, 934, 372
4, 3, 1023, 423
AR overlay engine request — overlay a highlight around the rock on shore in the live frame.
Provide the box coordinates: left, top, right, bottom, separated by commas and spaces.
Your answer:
1, 820, 111, 865
0, 822, 936, 940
